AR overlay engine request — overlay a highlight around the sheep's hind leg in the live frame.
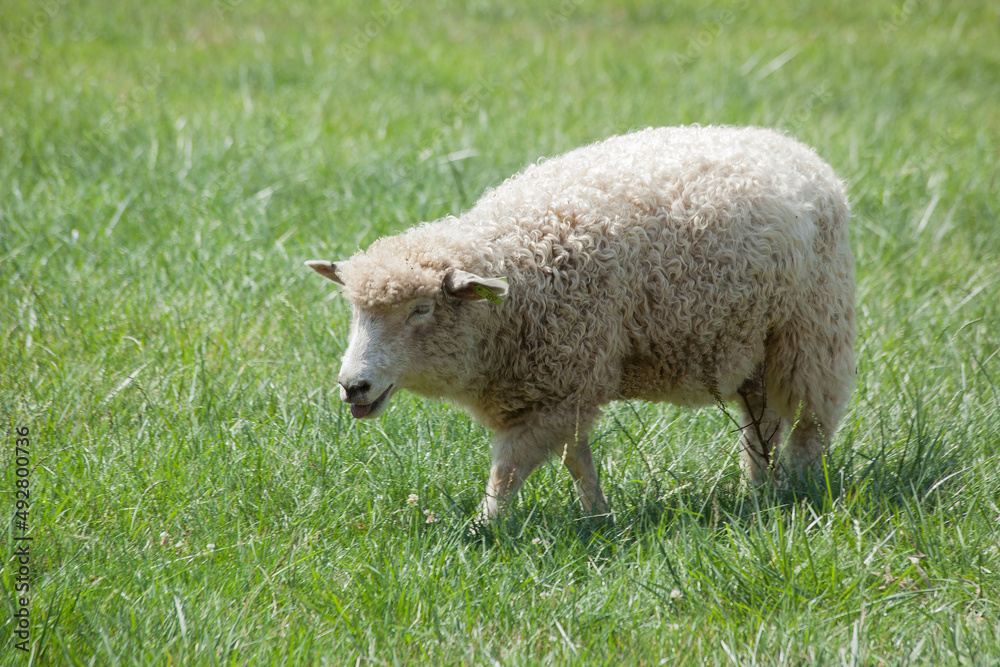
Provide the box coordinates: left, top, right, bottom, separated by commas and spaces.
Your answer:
735, 374, 788, 487
783, 409, 837, 485
765, 299, 854, 486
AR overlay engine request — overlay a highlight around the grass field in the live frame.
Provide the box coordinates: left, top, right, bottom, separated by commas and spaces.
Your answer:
2, 0, 999, 664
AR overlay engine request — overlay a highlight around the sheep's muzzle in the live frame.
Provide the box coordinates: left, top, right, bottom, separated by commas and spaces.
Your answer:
349, 385, 393, 419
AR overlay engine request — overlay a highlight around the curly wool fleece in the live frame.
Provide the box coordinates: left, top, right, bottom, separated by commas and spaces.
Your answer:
314, 125, 855, 518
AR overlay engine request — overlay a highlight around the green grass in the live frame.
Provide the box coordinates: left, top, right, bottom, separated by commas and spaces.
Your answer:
2, 0, 999, 663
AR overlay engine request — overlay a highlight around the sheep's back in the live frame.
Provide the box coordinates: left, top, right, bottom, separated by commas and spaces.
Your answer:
464, 126, 850, 409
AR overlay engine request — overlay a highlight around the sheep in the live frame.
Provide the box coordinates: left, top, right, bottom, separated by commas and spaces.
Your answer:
307, 125, 855, 522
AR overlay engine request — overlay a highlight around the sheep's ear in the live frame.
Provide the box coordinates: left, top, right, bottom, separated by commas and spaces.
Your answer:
444, 270, 508, 305
305, 260, 345, 285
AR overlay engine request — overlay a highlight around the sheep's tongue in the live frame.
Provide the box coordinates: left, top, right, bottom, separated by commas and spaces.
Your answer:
351, 403, 373, 419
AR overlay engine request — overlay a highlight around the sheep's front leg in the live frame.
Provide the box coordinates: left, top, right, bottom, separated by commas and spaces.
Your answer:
478, 418, 608, 524
556, 436, 608, 515
479, 423, 549, 522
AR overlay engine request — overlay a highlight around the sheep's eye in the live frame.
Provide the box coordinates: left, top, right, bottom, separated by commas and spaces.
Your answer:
410, 303, 432, 318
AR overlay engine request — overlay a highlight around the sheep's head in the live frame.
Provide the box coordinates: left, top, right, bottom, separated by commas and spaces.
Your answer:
306, 258, 507, 419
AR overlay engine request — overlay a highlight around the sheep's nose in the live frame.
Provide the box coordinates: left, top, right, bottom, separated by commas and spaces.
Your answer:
339, 378, 371, 402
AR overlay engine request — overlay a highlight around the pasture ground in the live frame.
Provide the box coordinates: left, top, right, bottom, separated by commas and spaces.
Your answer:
2, 0, 999, 664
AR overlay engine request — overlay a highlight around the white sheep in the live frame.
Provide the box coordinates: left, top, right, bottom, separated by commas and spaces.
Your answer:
307, 125, 855, 521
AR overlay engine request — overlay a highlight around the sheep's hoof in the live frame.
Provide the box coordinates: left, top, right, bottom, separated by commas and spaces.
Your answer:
466, 512, 494, 539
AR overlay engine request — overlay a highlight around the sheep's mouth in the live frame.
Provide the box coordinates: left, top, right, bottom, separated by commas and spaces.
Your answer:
350, 385, 393, 419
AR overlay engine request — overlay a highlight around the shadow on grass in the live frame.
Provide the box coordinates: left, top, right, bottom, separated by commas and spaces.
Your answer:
435, 485, 622, 557
444, 404, 963, 554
